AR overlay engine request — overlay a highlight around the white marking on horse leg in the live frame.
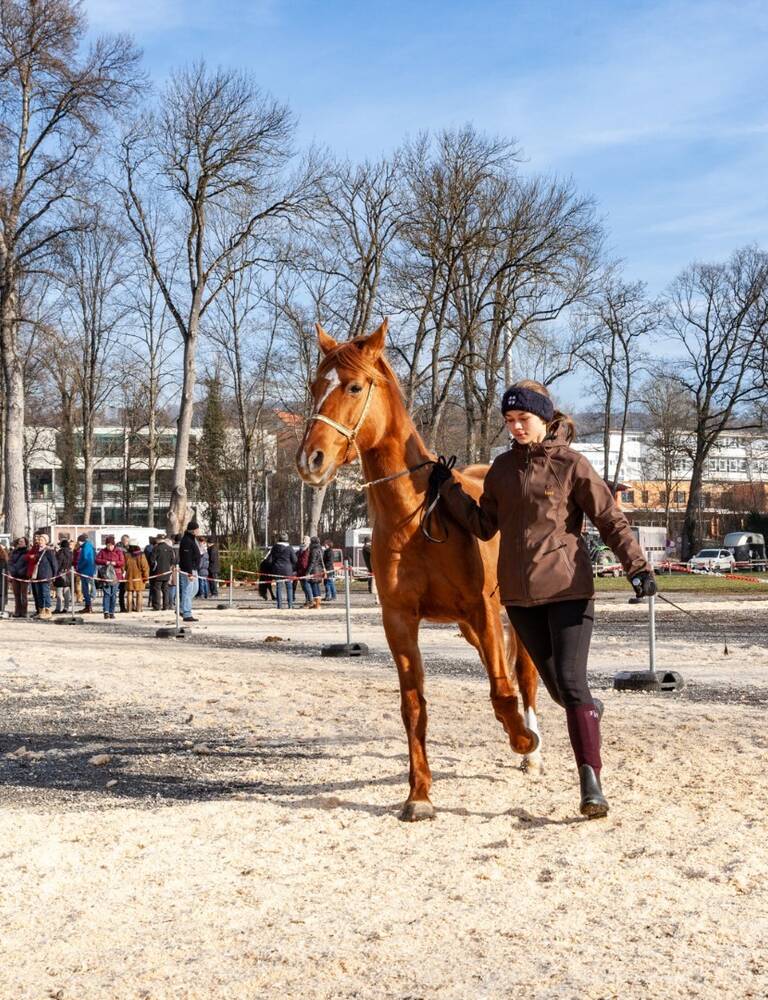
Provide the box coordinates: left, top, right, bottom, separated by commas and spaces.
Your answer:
524, 707, 540, 740
522, 706, 543, 774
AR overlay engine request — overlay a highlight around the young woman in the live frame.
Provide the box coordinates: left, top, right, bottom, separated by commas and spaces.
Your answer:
435, 380, 657, 818
96, 535, 125, 620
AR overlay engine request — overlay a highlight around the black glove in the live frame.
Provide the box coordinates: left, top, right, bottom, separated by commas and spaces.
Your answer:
428, 455, 456, 491
631, 570, 657, 598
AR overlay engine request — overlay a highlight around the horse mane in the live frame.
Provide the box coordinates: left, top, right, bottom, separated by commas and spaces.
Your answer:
317, 337, 405, 403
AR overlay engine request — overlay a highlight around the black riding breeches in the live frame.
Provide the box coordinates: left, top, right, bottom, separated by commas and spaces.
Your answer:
506, 598, 595, 708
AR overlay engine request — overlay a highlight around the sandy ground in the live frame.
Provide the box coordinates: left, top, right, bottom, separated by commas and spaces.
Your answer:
1, 597, 767, 999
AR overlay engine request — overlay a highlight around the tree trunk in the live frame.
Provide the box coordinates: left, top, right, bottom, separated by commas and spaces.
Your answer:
59, 402, 77, 522
82, 429, 94, 525
244, 444, 255, 549
1, 292, 26, 539
167, 332, 197, 535
309, 484, 328, 538
681, 457, 706, 560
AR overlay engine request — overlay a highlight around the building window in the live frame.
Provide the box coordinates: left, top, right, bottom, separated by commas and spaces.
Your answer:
641, 490, 649, 504
674, 490, 686, 504
621, 490, 635, 504
702, 492, 711, 507
659, 490, 668, 505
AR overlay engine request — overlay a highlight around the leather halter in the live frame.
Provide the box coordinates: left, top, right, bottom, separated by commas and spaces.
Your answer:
305, 378, 376, 462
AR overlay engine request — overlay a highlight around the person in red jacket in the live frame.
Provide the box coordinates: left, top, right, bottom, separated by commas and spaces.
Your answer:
434, 380, 658, 819
96, 535, 125, 620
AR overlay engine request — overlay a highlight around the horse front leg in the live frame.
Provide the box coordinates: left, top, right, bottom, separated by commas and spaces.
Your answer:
462, 605, 539, 757
502, 614, 543, 773
381, 606, 435, 822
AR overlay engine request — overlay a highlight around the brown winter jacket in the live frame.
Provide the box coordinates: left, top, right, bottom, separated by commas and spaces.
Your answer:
439, 429, 650, 607
124, 551, 150, 592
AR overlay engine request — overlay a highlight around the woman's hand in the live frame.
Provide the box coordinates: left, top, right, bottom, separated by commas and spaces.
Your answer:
429, 455, 456, 489
631, 571, 657, 598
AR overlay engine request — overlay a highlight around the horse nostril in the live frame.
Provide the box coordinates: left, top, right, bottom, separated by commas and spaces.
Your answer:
308, 449, 324, 472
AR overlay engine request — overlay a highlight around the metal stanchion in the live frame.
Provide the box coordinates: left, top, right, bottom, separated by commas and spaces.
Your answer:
156, 568, 187, 638
321, 560, 368, 658
217, 564, 235, 610
614, 591, 683, 692
55, 564, 83, 625
0, 570, 9, 619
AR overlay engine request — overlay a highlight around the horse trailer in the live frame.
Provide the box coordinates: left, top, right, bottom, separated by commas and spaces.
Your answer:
722, 532, 766, 571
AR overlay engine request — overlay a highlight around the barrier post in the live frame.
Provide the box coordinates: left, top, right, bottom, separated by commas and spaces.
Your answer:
344, 559, 352, 647
321, 559, 368, 658
0, 570, 8, 619
217, 564, 235, 611
156, 567, 187, 638
54, 563, 83, 625
648, 593, 656, 674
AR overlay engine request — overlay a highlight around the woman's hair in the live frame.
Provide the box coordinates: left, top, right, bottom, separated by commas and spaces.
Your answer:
513, 379, 575, 444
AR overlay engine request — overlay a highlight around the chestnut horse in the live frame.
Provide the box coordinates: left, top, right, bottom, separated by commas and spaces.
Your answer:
296, 319, 541, 821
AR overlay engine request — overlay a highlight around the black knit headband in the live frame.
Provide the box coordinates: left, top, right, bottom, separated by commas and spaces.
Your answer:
500, 385, 555, 423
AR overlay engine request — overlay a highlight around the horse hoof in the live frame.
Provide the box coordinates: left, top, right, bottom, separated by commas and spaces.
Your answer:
521, 753, 543, 775
399, 800, 435, 822
510, 728, 540, 756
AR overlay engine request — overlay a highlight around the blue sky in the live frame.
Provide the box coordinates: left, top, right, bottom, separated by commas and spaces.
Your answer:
86, 0, 768, 295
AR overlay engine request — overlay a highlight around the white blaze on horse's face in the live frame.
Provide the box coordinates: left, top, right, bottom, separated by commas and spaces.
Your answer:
299, 366, 345, 485
316, 367, 340, 409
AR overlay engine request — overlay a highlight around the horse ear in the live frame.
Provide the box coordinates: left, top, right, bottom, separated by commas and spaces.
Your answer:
361, 318, 388, 358
316, 323, 338, 356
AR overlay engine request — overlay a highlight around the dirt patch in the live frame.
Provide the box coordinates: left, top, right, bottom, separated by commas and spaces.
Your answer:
1, 609, 767, 999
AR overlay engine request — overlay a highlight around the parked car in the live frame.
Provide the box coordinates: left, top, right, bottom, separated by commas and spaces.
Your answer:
592, 548, 623, 577
689, 548, 736, 573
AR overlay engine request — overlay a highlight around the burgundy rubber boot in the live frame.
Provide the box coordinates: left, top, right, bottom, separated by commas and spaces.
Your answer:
566, 703, 608, 819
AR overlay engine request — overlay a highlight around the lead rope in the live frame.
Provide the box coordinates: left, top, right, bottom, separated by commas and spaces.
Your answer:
650, 589, 729, 656
420, 455, 456, 543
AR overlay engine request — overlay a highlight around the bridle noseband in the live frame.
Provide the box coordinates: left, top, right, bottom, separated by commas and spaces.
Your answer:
305, 378, 376, 462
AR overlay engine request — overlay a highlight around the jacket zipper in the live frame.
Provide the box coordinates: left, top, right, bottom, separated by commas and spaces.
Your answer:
521, 447, 532, 602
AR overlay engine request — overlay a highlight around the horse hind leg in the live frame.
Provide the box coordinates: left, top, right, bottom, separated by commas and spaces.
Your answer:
458, 612, 538, 758
502, 613, 543, 774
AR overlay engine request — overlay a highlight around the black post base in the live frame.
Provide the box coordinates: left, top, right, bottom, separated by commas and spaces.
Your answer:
321, 642, 369, 658
614, 669, 684, 692
155, 626, 189, 639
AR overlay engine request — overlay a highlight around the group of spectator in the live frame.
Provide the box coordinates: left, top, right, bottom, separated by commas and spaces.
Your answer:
0, 521, 220, 621
260, 536, 339, 610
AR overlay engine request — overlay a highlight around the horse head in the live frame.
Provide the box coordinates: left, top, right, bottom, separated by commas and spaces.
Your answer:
296, 319, 392, 487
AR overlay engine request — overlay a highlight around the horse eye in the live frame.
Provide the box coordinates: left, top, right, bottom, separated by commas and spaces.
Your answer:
348, 384, 363, 395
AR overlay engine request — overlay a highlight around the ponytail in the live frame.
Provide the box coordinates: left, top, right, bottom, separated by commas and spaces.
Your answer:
547, 410, 575, 444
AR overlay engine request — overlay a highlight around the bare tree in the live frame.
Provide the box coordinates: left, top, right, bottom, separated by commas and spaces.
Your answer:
455, 174, 603, 461
118, 61, 321, 535
45, 326, 80, 521
59, 212, 127, 523
392, 128, 512, 443
639, 373, 694, 535
0, 0, 141, 536
121, 251, 179, 527
664, 247, 768, 559
577, 273, 657, 489
208, 247, 281, 548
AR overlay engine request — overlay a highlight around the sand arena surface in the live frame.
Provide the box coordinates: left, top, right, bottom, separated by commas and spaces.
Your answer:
1, 596, 767, 999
